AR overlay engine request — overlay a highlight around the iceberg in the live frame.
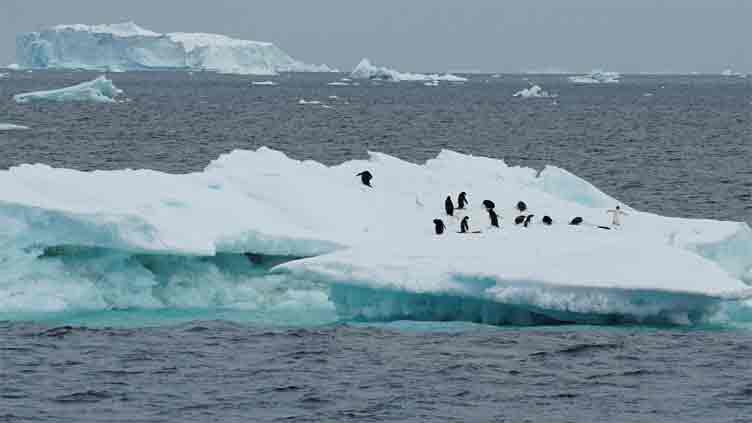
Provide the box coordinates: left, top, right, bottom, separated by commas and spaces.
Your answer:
351, 58, 467, 82
568, 70, 621, 84
15, 22, 332, 75
0, 123, 30, 131
721, 69, 747, 78
0, 147, 750, 324
513, 84, 556, 99
13, 76, 122, 104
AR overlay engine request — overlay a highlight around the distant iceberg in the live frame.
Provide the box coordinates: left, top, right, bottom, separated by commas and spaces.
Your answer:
569, 70, 620, 84
13, 75, 123, 104
513, 84, 556, 99
251, 80, 278, 86
0, 123, 30, 131
721, 69, 747, 78
351, 58, 467, 82
16, 22, 333, 75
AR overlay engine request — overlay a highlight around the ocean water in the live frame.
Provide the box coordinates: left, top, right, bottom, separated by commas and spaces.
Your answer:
1, 71, 751, 422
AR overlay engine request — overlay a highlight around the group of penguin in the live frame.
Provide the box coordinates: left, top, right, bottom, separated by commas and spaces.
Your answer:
435, 193, 573, 235
355, 170, 587, 236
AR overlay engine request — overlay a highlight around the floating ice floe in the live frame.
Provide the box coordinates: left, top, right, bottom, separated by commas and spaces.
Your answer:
16, 22, 333, 75
13, 76, 123, 104
513, 84, 557, 99
0, 123, 30, 131
298, 98, 322, 105
568, 70, 621, 84
327, 81, 350, 86
351, 58, 467, 82
0, 147, 750, 324
0, 73, 7, 79
251, 81, 278, 86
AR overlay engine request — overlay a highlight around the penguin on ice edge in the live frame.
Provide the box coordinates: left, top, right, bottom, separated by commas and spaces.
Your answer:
483, 200, 496, 210
459, 216, 470, 233
356, 171, 373, 187
433, 219, 446, 235
488, 209, 500, 227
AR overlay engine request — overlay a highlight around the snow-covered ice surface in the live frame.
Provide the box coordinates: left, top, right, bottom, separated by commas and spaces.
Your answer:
1, 147, 751, 325
351, 59, 467, 82
569, 70, 621, 84
513, 84, 556, 99
15, 22, 332, 75
0, 123, 30, 131
13, 76, 122, 104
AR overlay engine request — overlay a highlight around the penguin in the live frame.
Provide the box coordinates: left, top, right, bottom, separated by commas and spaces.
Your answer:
514, 215, 526, 225
542, 216, 553, 226
433, 219, 446, 235
356, 171, 373, 187
488, 209, 500, 227
516, 201, 527, 213
524, 214, 535, 228
459, 216, 470, 233
570, 217, 584, 226
445, 196, 455, 216
457, 192, 468, 210
482, 200, 496, 210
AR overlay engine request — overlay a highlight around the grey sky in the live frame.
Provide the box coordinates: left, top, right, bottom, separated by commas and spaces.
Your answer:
1, 0, 750, 73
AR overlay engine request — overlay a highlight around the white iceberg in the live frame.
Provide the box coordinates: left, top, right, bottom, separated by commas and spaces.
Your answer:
16, 22, 333, 75
721, 69, 747, 78
513, 84, 556, 99
13, 76, 123, 104
350, 58, 467, 82
0, 147, 750, 324
251, 80, 278, 86
0, 123, 30, 131
569, 70, 621, 84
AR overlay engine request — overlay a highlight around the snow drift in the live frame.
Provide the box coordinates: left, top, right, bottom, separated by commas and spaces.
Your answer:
13, 76, 122, 104
15, 22, 332, 75
351, 59, 467, 82
0, 148, 750, 325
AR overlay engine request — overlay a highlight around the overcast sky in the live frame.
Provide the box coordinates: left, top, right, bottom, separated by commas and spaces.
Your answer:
1, 0, 750, 73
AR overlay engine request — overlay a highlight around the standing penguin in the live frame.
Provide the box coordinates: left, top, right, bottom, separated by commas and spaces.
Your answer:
356, 171, 373, 187
459, 216, 470, 233
482, 200, 496, 210
488, 209, 500, 227
445, 196, 455, 216
433, 219, 446, 235
457, 192, 468, 210
516, 201, 527, 213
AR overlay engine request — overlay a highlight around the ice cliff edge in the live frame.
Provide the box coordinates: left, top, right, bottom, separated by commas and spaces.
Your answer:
16, 22, 333, 75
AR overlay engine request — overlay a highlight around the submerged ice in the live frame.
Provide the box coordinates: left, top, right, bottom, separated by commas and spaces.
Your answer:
0, 148, 750, 325
15, 22, 332, 75
13, 76, 123, 104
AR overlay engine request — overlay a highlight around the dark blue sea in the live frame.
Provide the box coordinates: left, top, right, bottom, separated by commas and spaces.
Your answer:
1, 71, 751, 422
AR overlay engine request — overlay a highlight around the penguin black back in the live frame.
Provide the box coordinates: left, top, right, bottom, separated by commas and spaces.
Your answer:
460, 216, 470, 233
542, 216, 553, 225
433, 219, 446, 235
570, 217, 584, 226
488, 209, 499, 227
524, 214, 535, 227
445, 196, 454, 216
514, 215, 526, 225
483, 200, 496, 210
356, 171, 373, 187
458, 192, 468, 209
516, 201, 527, 212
